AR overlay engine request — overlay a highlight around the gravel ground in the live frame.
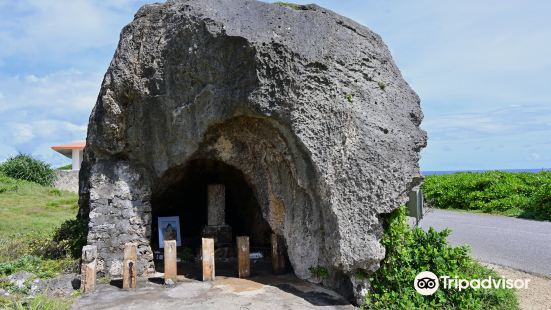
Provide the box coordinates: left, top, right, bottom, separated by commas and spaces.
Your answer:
482, 262, 551, 310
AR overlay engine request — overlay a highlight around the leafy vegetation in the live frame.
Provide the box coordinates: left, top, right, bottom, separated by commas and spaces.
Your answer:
0, 174, 19, 194
377, 81, 386, 91
345, 93, 354, 103
274, 2, 304, 10
0, 176, 78, 260
52, 219, 88, 259
363, 206, 517, 309
0, 154, 55, 186
57, 164, 73, 171
0, 255, 76, 279
0, 293, 73, 310
422, 171, 551, 220
0, 172, 82, 308
308, 266, 329, 279
0, 172, 82, 263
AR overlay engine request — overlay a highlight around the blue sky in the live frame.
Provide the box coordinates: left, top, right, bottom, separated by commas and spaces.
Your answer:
0, 0, 549, 171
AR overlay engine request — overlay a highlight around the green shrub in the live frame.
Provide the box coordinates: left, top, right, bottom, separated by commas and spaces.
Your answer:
345, 93, 354, 103
524, 179, 551, 220
56, 164, 72, 171
274, 2, 304, 10
0, 154, 55, 186
27, 233, 70, 260
0, 219, 86, 263
0, 174, 20, 193
363, 206, 517, 309
52, 218, 88, 259
422, 171, 551, 220
0, 233, 55, 263
308, 266, 329, 279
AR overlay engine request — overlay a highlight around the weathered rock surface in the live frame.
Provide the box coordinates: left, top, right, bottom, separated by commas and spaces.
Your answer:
34, 273, 80, 297
1, 272, 79, 298
5, 272, 34, 291
79, 0, 426, 303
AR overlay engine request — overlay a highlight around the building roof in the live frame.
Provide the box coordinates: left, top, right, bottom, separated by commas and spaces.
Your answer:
51, 141, 85, 158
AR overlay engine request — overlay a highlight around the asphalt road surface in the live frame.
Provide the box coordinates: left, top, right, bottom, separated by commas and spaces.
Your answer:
419, 208, 551, 277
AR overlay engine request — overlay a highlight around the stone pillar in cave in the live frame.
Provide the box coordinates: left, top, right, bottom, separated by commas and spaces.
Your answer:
202, 184, 232, 246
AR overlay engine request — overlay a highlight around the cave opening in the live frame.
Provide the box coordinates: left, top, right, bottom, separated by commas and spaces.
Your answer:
150, 158, 290, 278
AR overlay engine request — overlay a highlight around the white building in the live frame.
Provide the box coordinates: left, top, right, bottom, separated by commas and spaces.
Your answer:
51, 141, 85, 170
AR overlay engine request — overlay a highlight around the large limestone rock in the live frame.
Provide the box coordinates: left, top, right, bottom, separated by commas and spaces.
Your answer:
79, 0, 426, 303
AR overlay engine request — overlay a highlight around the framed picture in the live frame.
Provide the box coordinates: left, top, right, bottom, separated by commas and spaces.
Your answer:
157, 216, 182, 248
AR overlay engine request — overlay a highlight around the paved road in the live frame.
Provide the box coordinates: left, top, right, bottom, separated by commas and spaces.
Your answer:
419, 209, 551, 277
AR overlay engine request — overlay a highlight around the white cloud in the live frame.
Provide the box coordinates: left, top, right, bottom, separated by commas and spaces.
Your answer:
25, 74, 42, 83
0, 0, 154, 166
0, 0, 151, 65
0, 119, 88, 165
12, 124, 35, 144
339, 0, 551, 107
423, 104, 551, 141
530, 153, 541, 161
0, 68, 94, 165
0, 69, 101, 116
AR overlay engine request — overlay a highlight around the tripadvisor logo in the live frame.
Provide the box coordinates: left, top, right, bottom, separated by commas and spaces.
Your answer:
414, 271, 439, 295
414, 271, 531, 295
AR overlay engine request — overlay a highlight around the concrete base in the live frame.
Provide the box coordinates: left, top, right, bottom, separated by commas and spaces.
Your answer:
72, 274, 354, 310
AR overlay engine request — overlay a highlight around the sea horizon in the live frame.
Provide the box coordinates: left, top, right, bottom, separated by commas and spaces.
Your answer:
422, 168, 551, 176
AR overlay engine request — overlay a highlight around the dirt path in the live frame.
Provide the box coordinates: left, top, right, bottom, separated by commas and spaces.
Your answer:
482, 262, 551, 310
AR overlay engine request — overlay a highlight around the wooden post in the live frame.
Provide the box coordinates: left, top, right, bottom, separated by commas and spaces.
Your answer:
271, 234, 286, 274
164, 240, 177, 284
202, 238, 215, 281
80, 245, 97, 294
236, 236, 250, 278
122, 243, 137, 289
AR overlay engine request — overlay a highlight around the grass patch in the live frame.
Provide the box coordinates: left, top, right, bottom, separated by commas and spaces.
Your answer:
57, 164, 73, 171
377, 81, 386, 91
363, 206, 518, 309
0, 293, 73, 310
345, 93, 354, 103
274, 2, 305, 10
422, 171, 551, 221
0, 255, 77, 279
0, 175, 78, 253
0, 172, 82, 308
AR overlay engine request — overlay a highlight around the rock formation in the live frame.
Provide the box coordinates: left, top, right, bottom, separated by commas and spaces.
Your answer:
79, 0, 427, 303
